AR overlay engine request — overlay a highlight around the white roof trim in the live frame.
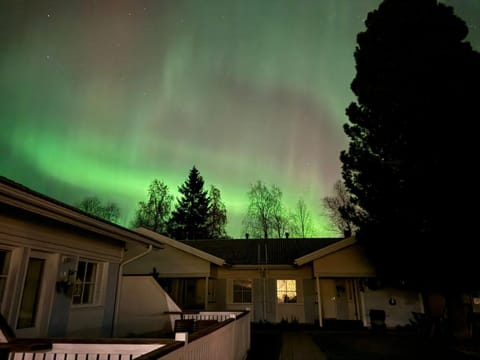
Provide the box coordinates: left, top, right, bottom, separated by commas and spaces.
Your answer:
0, 181, 163, 249
135, 227, 226, 266
294, 236, 357, 266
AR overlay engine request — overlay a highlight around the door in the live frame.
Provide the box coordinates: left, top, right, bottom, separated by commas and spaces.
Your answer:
16, 251, 56, 337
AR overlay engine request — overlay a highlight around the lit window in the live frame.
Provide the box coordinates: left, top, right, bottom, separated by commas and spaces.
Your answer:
0, 250, 10, 307
233, 280, 252, 303
277, 280, 297, 303
72, 260, 98, 305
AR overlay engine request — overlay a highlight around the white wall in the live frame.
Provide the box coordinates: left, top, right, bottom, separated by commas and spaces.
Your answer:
67, 307, 106, 338
123, 245, 211, 277
313, 245, 375, 277
0, 213, 124, 337
116, 276, 181, 337
363, 287, 422, 327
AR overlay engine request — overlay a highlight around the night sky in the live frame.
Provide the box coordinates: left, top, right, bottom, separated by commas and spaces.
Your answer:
1, 0, 479, 237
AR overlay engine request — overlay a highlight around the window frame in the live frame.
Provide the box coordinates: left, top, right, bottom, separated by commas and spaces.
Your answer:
0, 248, 12, 309
232, 279, 253, 304
276, 279, 297, 304
71, 259, 101, 306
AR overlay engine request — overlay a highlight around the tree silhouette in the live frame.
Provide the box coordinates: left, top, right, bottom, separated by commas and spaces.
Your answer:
291, 198, 313, 239
322, 180, 363, 237
169, 166, 210, 240
131, 179, 173, 234
341, 0, 480, 337
243, 181, 287, 239
76, 196, 121, 223
206, 185, 228, 239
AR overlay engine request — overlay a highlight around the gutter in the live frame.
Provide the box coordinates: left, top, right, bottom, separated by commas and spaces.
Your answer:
111, 244, 154, 336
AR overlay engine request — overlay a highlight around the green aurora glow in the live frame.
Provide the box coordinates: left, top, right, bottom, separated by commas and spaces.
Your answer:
1, 0, 479, 237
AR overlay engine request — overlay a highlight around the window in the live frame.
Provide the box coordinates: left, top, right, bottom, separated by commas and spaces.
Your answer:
233, 280, 252, 303
277, 280, 297, 303
0, 250, 11, 307
72, 260, 98, 305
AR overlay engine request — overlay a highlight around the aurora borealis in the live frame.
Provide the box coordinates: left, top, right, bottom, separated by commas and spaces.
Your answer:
1, 1, 479, 237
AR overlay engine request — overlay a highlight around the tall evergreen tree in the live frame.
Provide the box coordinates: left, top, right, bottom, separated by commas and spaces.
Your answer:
341, 0, 480, 337
169, 166, 210, 240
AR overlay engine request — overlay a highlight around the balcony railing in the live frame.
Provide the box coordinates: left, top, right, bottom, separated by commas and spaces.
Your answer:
1, 311, 250, 360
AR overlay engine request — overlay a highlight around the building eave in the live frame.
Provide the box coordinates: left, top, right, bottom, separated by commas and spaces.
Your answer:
0, 178, 163, 249
135, 228, 226, 266
294, 236, 357, 266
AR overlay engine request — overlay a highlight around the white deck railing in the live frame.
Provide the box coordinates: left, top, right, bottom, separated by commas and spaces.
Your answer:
2, 311, 250, 360
138, 310, 250, 360
5, 340, 176, 360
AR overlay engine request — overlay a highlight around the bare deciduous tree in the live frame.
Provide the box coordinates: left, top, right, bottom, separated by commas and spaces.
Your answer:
76, 196, 121, 223
207, 185, 228, 239
290, 198, 313, 238
322, 180, 363, 237
132, 179, 173, 234
242, 181, 287, 239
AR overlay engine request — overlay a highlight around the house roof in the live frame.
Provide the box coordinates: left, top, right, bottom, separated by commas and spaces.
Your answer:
135, 228, 226, 266
180, 237, 343, 266
0, 176, 164, 249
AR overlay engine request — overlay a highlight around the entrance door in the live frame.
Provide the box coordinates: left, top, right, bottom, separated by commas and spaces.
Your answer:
335, 279, 360, 321
16, 251, 56, 337
320, 279, 360, 321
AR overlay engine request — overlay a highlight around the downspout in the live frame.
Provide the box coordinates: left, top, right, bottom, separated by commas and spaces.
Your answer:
264, 242, 268, 322
112, 244, 153, 336
316, 277, 323, 327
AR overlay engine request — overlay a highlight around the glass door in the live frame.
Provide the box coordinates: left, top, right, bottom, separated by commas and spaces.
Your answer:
16, 251, 55, 337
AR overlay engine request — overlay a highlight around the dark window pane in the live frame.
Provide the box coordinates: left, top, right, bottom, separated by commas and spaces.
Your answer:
0, 278, 6, 302
233, 291, 243, 303
85, 263, 96, 282
0, 251, 10, 275
17, 258, 44, 329
77, 261, 86, 281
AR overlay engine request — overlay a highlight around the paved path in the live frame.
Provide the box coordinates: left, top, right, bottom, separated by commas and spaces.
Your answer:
278, 331, 327, 360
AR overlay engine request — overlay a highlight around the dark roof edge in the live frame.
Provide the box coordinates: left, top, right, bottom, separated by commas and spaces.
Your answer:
0, 176, 163, 248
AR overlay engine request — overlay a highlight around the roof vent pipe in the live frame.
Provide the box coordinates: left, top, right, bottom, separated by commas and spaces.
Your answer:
285, 232, 289, 239
245, 233, 249, 239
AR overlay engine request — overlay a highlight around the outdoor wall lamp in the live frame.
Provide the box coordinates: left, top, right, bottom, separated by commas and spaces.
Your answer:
56, 256, 76, 295
56, 269, 76, 294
